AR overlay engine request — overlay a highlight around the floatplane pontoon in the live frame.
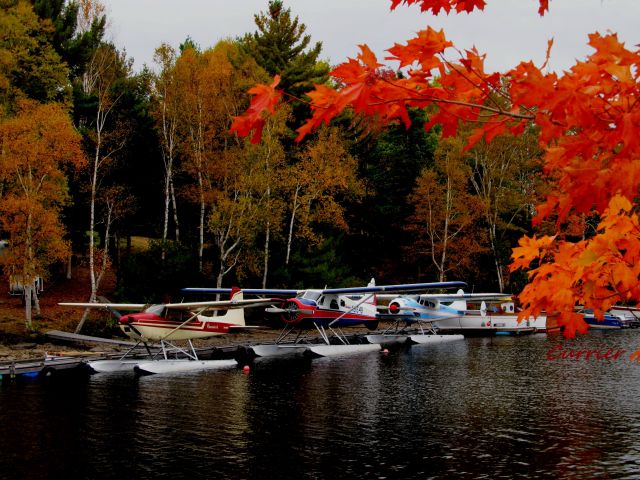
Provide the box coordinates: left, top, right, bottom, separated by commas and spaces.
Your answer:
365, 314, 464, 346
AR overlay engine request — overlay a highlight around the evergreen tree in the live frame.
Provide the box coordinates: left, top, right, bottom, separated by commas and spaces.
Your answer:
30, 0, 105, 77
242, 1, 329, 100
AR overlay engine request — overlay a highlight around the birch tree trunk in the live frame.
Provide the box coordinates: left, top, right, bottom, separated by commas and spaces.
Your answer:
198, 171, 205, 273
262, 219, 270, 289
160, 93, 178, 256
24, 283, 32, 330
285, 184, 301, 266
170, 177, 180, 242
76, 47, 124, 333
76, 140, 100, 333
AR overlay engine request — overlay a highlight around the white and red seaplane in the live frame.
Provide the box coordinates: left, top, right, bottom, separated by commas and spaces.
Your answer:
183, 279, 467, 357
59, 288, 276, 374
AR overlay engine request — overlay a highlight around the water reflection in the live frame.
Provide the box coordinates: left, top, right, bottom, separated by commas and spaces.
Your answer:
2, 331, 640, 479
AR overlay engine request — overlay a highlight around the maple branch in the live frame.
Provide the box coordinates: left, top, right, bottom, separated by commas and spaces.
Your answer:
370, 83, 535, 121
438, 50, 509, 113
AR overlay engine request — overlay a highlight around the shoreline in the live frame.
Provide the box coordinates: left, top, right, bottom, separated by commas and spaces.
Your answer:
0, 325, 380, 362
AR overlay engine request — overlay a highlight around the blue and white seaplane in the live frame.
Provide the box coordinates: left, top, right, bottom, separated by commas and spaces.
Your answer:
379, 290, 543, 335
183, 280, 467, 357
59, 288, 276, 374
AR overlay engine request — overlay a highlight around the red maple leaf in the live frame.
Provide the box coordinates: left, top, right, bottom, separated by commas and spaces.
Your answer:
389, 0, 486, 14
538, 0, 549, 15
389, 0, 550, 15
229, 75, 282, 144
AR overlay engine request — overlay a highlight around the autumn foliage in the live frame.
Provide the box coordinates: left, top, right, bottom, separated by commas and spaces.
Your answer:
0, 100, 85, 327
389, 0, 549, 16
230, 0, 640, 336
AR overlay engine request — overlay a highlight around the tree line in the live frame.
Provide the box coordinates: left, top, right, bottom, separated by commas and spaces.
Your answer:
0, 0, 546, 328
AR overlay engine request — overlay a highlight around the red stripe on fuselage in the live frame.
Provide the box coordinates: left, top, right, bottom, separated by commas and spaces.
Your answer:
128, 319, 235, 333
299, 309, 376, 327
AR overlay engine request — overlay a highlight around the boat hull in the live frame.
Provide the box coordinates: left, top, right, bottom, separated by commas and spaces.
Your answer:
434, 314, 540, 335
582, 311, 624, 329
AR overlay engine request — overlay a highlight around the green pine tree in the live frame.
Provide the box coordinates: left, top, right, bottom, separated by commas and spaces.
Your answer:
242, 1, 329, 100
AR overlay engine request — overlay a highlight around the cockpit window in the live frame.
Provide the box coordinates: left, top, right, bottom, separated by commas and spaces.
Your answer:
145, 304, 166, 316
418, 299, 436, 308
301, 290, 322, 301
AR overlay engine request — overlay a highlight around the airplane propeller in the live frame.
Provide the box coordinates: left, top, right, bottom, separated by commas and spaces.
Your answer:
119, 315, 145, 339
265, 302, 314, 324
265, 304, 313, 315
380, 304, 416, 313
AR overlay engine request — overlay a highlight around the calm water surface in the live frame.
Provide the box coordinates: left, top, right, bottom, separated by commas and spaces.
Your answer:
2, 331, 640, 479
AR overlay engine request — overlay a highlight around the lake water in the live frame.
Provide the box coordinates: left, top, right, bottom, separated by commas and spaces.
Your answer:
2, 330, 640, 479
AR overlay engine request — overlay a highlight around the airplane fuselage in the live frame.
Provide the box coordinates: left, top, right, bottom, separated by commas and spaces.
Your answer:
119, 304, 246, 342
387, 296, 461, 321
279, 291, 379, 328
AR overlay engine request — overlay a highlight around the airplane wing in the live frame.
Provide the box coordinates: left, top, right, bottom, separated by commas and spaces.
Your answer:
163, 298, 278, 310
375, 292, 512, 301
419, 293, 513, 302
182, 287, 300, 297
58, 302, 147, 310
320, 281, 467, 295
59, 299, 278, 311
182, 281, 467, 297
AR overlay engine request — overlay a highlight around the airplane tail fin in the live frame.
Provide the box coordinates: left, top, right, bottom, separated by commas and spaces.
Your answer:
368, 278, 377, 305
230, 286, 242, 301
448, 289, 467, 312
224, 287, 246, 326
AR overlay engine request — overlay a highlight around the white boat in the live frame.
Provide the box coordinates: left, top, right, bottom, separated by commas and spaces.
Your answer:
435, 312, 539, 335
134, 359, 237, 374
435, 301, 543, 335
530, 315, 548, 332
608, 306, 640, 328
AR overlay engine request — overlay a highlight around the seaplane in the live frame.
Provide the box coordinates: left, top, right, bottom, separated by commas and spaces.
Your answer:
380, 290, 545, 335
183, 279, 467, 358
58, 288, 277, 373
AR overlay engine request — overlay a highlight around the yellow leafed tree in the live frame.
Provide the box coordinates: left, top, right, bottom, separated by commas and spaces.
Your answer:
0, 100, 84, 328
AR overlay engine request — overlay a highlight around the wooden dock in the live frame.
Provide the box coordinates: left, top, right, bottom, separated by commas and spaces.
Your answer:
0, 354, 103, 378
45, 329, 153, 348
0, 331, 147, 378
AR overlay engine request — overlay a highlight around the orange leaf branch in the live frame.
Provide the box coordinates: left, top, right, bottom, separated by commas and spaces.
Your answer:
389, 0, 549, 16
